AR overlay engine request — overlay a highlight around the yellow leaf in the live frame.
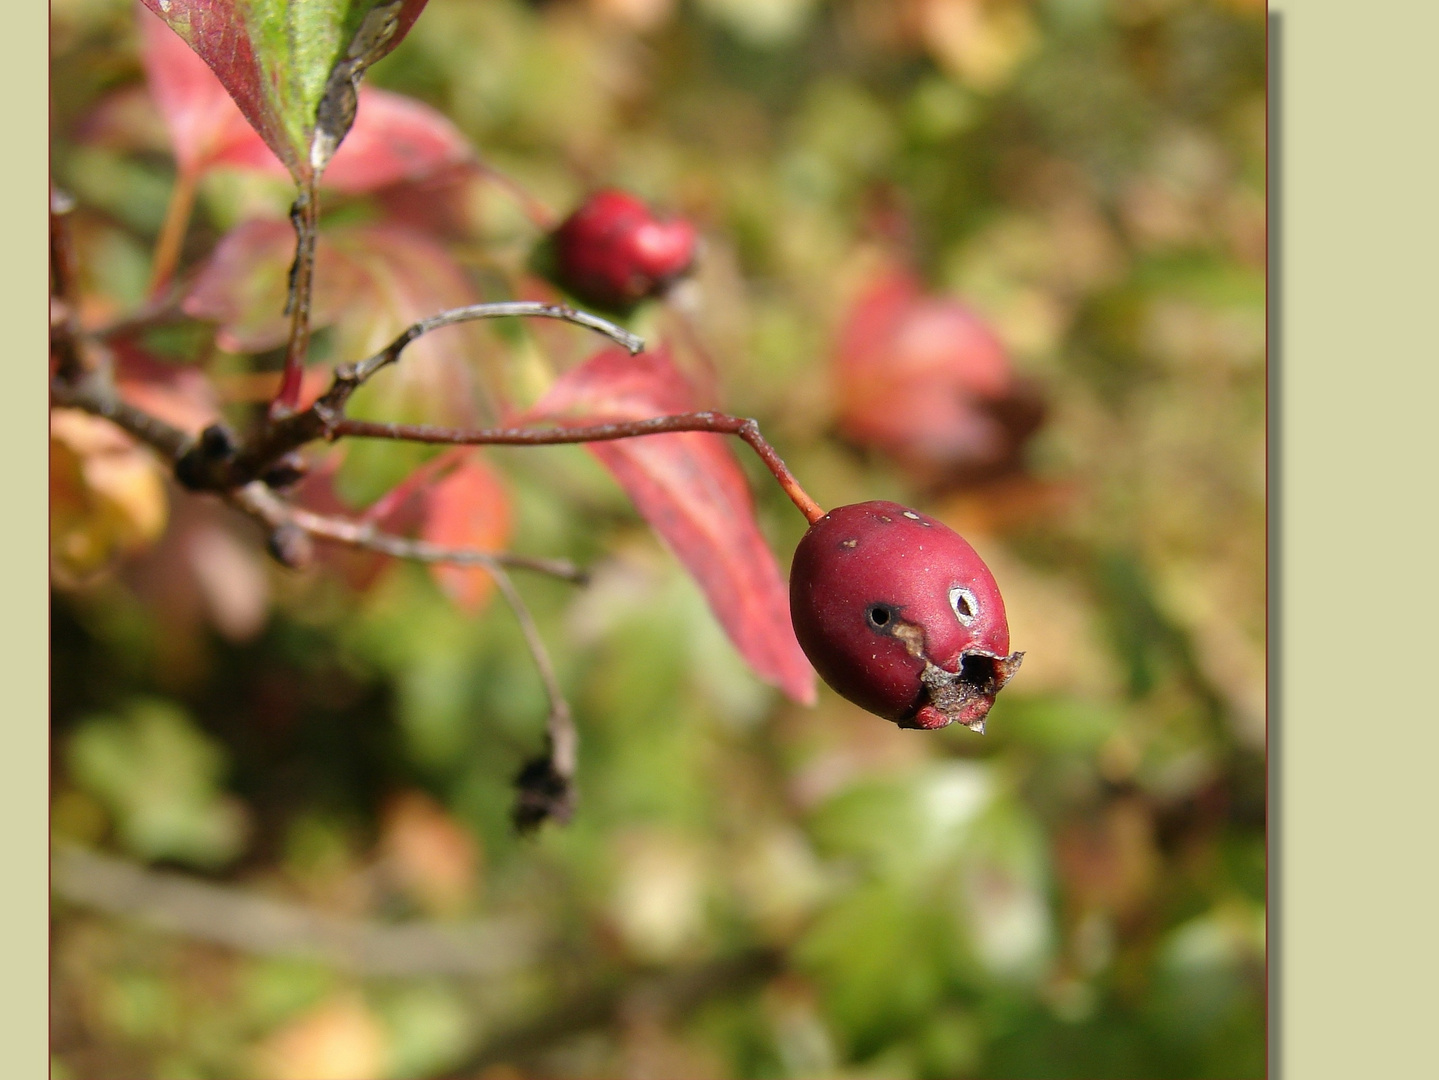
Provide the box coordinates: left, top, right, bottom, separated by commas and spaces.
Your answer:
254, 994, 389, 1080
917, 0, 1038, 91
50, 408, 168, 583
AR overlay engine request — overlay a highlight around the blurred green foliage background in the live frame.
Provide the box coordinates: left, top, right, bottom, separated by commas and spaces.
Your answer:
50, 0, 1266, 1076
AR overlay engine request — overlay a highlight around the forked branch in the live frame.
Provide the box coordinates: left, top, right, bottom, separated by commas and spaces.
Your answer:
174, 300, 646, 491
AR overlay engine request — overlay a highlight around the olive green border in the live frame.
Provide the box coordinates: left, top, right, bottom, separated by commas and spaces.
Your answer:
6, 2, 53, 1074
1271, 2, 1437, 1076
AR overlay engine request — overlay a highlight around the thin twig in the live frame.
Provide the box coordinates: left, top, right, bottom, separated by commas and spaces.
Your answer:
274, 182, 320, 417
491, 568, 572, 750
489, 565, 578, 830
51, 844, 538, 978
229, 482, 589, 583
54, 297, 823, 527
50, 187, 90, 382
50, 372, 193, 461
335, 300, 644, 391
235, 479, 581, 829
50, 188, 80, 312
333, 412, 828, 524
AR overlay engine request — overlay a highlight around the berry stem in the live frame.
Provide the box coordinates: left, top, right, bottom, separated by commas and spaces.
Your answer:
330, 412, 827, 524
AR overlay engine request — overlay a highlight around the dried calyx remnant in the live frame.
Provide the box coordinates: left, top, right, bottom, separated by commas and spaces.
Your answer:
912, 638, 1023, 733
788, 501, 1023, 733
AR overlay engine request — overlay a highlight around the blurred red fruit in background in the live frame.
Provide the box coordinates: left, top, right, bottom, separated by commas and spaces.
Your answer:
834, 267, 1044, 488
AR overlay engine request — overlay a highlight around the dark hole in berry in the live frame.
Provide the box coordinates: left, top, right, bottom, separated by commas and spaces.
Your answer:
959, 653, 1003, 694
866, 604, 894, 630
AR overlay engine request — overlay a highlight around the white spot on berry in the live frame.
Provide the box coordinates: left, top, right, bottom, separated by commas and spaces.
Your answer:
903, 511, 921, 520
949, 585, 978, 626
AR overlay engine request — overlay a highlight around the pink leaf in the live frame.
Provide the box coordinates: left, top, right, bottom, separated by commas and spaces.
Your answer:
368, 161, 479, 236
138, 0, 296, 176
320, 88, 475, 193
419, 452, 513, 612
138, 3, 466, 192
181, 220, 365, 352
111, 338, 223, 432
526, 347, 815, 704
183, 221, 489, 431
288, 450, 418, 593
289, 448, 510, 609
134, 1, 285, 176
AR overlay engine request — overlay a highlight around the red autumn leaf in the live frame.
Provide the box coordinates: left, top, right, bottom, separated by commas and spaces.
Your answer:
359, 446, 460, 525
368, 161, 480, 236
525, 347, 815, 704
419, 452, 513, 612
289, 448, 509, 609
140, 0, 430, 183
111, 338, 223, 433
835, 267, 1013, 468
182, 219, 366, 352
287, 448, 425, 593
135, 0, 278, 177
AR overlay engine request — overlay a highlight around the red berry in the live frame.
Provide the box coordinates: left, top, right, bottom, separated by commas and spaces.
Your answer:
789, 501, 1022, 731
551, 189, 698, 312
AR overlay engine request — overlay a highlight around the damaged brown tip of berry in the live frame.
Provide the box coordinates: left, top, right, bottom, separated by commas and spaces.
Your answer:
899, 650, 1024, 733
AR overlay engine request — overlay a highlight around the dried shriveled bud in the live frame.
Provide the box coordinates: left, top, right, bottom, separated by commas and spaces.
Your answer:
266, 524, 315, 570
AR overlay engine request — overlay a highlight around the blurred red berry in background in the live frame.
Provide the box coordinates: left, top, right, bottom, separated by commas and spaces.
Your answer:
549, 189, 698, 312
